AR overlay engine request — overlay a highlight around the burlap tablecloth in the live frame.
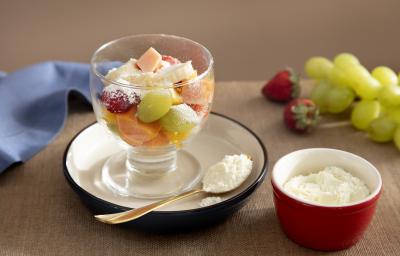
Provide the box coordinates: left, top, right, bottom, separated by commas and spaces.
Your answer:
1, 81, 399, 255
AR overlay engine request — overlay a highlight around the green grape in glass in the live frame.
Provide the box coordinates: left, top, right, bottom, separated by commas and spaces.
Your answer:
137, 91, 172, 123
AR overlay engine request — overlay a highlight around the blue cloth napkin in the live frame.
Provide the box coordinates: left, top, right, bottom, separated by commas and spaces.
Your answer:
0, 61, 91, 173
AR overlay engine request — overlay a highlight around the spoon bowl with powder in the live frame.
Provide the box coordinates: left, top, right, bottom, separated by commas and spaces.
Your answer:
94, 154, 253, 224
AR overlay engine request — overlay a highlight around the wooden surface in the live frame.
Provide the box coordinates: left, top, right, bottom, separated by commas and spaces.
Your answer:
0, 81, 399, 255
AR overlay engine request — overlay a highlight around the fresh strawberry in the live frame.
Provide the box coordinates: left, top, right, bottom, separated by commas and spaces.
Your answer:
162, 55, 181, 65
100, 86, 136, 113
262, 69, 300, 102
283, 99, 319, 133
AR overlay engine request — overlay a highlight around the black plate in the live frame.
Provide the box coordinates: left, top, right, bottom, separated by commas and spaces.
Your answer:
63, 112, 268, 231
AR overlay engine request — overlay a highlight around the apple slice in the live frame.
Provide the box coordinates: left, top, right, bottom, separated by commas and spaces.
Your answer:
137, 47, 162, 72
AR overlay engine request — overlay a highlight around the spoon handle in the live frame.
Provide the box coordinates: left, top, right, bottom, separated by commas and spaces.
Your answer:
94, 188, 204, 224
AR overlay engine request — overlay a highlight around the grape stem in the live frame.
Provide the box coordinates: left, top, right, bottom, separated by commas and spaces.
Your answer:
319, 121, 351, 129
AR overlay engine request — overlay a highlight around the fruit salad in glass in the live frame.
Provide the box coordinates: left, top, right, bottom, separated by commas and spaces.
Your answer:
90, 35, 214, 199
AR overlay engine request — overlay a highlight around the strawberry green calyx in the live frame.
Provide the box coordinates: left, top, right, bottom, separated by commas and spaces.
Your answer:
283, 98, 320, 133
291, 103, 320, 131
287, 68, 300, 99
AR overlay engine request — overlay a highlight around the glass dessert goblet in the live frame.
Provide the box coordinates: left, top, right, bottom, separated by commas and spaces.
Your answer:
90, 34, 214, 199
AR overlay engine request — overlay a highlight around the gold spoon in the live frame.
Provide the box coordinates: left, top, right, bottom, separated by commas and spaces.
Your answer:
95, 154, 252, 224
95, 188, 203, 224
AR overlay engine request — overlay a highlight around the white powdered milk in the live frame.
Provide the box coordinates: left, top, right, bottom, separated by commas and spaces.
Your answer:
202, 154, 253, 193
105, 58, 195, 87
199, 197, 223, 207
284, 166, 370, 205
102, 84, 141, 104
170, 104, 200, 125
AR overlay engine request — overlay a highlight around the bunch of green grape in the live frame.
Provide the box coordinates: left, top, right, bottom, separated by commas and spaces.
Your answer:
305, 53, 400, 151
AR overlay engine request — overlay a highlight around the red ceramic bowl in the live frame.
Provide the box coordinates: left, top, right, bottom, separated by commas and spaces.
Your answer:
271, 148, 382, 251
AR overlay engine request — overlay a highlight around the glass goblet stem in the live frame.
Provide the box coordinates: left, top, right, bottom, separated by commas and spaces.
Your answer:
126, 146, 178, 177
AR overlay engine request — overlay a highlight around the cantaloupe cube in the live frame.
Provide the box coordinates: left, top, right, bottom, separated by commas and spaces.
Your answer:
116, 107, 161, 146
143, 132, 170, 147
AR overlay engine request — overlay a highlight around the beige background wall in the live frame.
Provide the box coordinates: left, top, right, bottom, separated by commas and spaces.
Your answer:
0, 0, 399, 80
